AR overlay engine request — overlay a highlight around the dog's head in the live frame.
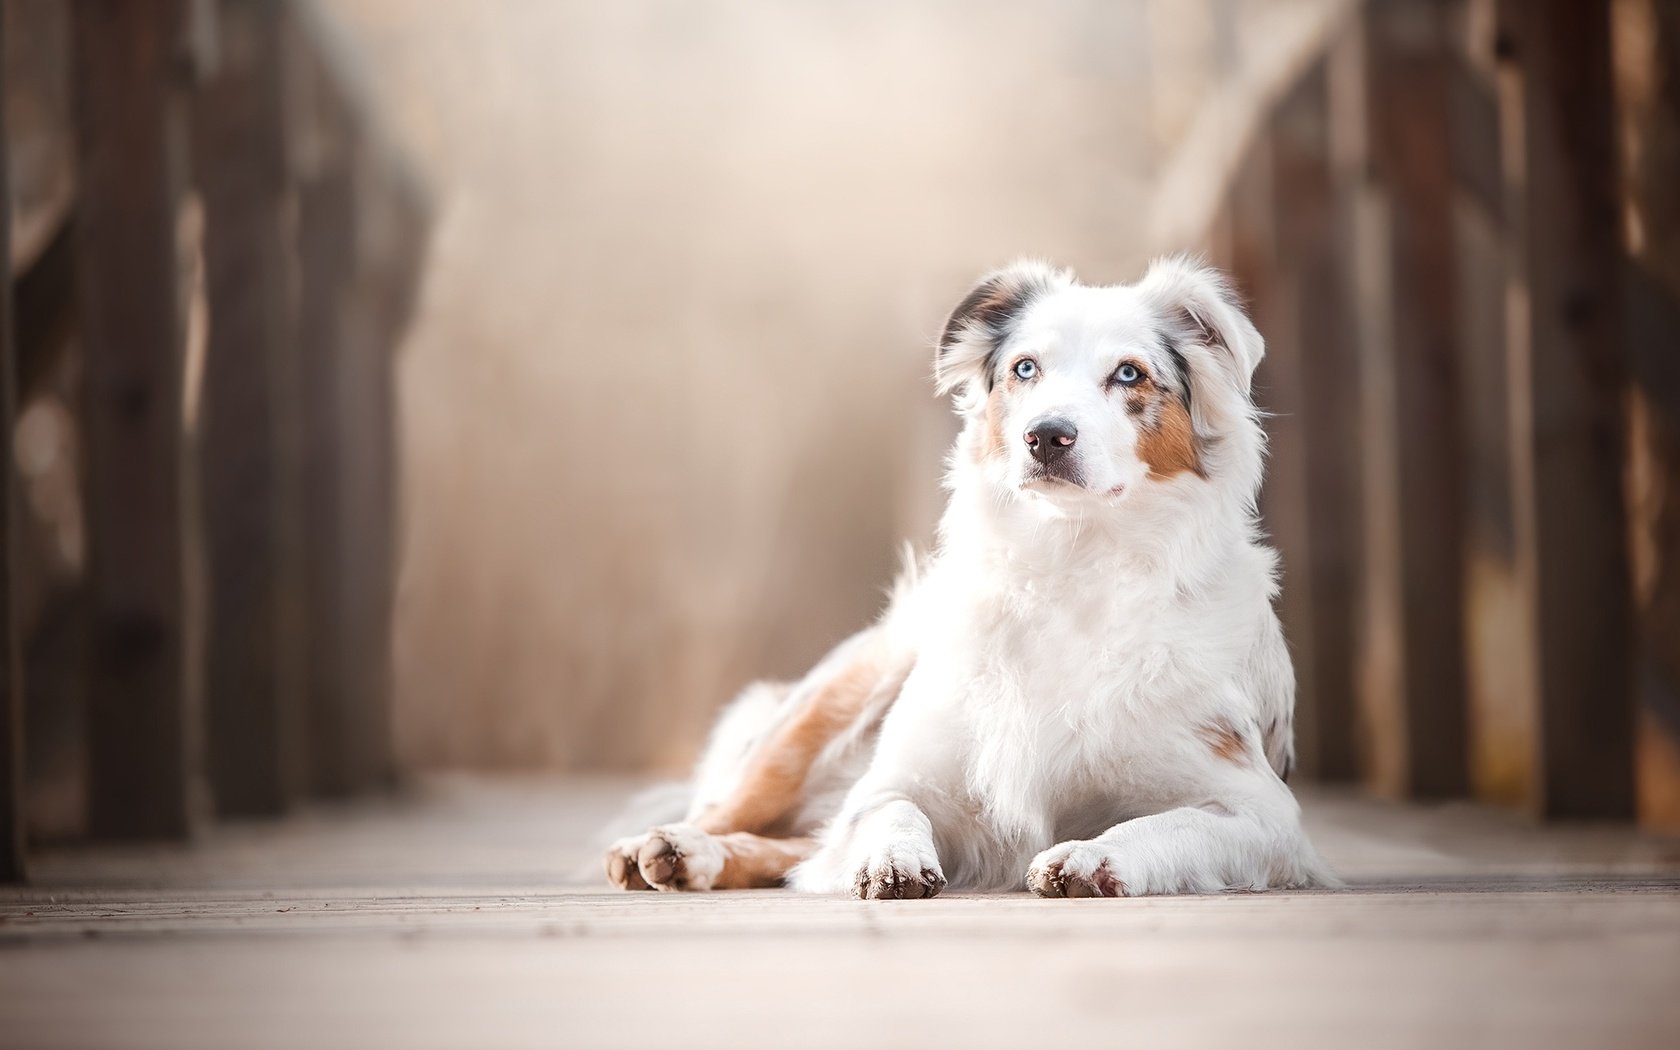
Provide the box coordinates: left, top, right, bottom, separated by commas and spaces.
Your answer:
936, 257, 1264, 507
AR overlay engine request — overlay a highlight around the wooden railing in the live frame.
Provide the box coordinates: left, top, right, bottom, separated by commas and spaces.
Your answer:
1, 0, 428, 880
1196, 0, 1680, 825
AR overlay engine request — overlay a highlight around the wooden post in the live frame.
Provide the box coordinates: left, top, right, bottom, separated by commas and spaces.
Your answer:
72, 0, 201, 838
286, 19, 424, 797
334, 265, 398, 796
300, 159, 405, 798
1498, 0, 1635, 818
296, 193, 351, 796
1352, 0, 1470, 799
334, 158, 422, 796
291, 49, 363, 795
1449, 25, 1537, 810
1259, 56, 1362, 782
1621, 0, 1680, 831
192, 0, 305, 816
1, 10, 28, 882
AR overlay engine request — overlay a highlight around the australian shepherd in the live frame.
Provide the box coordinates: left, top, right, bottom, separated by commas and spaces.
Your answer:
604, 257, 1337, 898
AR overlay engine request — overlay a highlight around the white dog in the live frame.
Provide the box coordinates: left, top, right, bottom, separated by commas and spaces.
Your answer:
605, 257, 1337, 898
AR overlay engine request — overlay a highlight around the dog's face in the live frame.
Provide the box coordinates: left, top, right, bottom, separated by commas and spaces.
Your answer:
936, 258, 1264, 506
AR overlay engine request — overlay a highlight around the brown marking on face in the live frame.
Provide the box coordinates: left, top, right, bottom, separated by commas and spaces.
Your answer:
1125, 371, 1202, 480
1141, 394, 1203, 479
711, 833, 818, 889
694, 637, 913, 836
1200, 718, 1250, 765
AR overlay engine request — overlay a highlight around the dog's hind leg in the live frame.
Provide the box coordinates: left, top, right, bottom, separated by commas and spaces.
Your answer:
690, 631, 910, 837
630, 827, 818, 891
692, 641, 913, 840
604, 626, 912, 891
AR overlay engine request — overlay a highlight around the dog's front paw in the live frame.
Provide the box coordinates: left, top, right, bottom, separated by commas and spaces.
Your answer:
851, 840, 945, 900
1026, 840, 1125, 898
635, 824, 726, 891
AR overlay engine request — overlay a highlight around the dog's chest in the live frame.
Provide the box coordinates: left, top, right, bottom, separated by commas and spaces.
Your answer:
968, 566, 1218, 711
936, 566, 1236, 821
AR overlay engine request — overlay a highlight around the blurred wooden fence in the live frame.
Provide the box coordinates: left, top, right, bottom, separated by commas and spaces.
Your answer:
1, 0, 426, 881
1205, 0, 1680, 827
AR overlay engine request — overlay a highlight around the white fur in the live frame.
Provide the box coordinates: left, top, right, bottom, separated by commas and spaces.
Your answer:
647, 257, 1336, 897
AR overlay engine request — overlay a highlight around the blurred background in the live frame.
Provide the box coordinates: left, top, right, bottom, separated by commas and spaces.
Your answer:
4, 0, 1680, 878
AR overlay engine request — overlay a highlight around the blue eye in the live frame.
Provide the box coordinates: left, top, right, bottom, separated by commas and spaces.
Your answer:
1115, 363, 1143, 385
1013, 359, 1037, 380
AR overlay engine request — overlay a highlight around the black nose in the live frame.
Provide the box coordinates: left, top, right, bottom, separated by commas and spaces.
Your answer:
1024, 417, 1078, 464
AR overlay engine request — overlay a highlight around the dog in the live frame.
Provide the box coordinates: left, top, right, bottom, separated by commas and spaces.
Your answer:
604, 257, 1337, 898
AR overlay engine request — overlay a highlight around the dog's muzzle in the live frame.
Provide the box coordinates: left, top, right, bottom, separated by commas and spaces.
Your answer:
1024, 416, 1082, 485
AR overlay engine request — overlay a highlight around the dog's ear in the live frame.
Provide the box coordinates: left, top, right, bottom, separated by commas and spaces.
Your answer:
1136, 256, 1264, 409
935, 261, 1070, 396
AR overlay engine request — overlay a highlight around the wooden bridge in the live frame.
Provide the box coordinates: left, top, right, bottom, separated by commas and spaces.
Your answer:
1, 1, 1679, 1047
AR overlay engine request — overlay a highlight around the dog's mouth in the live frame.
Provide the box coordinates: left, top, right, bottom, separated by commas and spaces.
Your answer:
1022, 463, 1086, 491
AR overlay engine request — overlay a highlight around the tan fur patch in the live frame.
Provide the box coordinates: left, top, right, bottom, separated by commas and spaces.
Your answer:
1200, 719, 1249, 765
1136, 390, 1202, 479
694, 641, 912, 836
711, 834, 818, 889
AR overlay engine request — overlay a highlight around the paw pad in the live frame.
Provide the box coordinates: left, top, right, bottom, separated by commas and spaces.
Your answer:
638, 834, 687, 889
854, 863, 945, 900
604, 842, 652, 891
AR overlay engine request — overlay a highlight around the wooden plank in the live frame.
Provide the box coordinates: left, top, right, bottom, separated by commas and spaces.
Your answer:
192, 0, 305, 816
72, 0, 200, 839
4, 781, 1680, 1050
1259, 56, 1362, 782
1352, 0, 1470, 799
1617, 0, 1680, 830
1, 8, 27, 884
1498, 0, 1635, 818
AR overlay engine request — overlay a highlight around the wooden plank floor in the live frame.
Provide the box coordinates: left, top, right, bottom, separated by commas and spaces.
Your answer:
2, 777, 1679, 1049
